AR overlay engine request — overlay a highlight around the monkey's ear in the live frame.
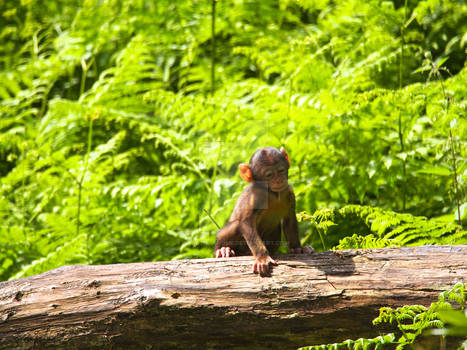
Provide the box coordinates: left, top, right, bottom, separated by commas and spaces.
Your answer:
280, 146, 290, 165
239, 163, 252, 182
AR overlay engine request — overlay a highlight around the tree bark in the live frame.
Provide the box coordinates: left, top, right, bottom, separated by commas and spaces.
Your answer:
0, 245, 466, 350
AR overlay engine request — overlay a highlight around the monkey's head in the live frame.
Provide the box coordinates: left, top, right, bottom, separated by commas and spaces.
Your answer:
239, 147, 290, 192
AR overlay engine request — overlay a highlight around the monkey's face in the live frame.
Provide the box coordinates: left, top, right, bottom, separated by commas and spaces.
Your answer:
260, 163, 289, 192
249, 147, 290, 192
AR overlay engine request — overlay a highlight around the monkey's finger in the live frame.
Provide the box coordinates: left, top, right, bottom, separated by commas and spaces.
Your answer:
217, 247, 227, 258
266, 256, 277, 266
223, 247, 231, 257
225, 247, 235, 257
253, 262, 259, 274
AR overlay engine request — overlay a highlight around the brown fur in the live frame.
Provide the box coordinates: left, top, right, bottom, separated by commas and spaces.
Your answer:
214, 147, 311, 275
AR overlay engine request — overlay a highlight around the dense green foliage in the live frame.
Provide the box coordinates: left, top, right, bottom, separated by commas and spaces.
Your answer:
1, 0, 466, 347
1, 0, 466, 274
301, 283, 466, 350
1, 0, 465, 281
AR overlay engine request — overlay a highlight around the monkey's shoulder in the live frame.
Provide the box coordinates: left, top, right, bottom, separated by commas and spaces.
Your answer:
235, 184, 267, 206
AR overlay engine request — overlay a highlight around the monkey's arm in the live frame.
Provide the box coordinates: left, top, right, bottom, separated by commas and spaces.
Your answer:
282, 187, 300, 248
215, 216, 276, 274
240, 217, 268, 257
214, 202, 271, 259
215, 186, 277, 274
241, 214, 277, 275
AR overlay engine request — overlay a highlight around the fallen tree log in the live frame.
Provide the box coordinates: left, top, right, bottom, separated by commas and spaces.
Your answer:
0, 245, 466, 350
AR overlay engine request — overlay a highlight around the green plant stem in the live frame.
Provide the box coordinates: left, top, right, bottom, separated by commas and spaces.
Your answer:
21, 142, 26, 242
282, 77, 293, 143
39, 83, 53, 118
398, 108, 407, 211
317, 226, 327, 251
399, 0, 406, 92
397, 0, 408, 211
208, 143, 221, 214
77, 116, 93, 263
80, 68, 87, 98
311, 218, 327, 250
435, 66, 449, 110
435, 64, 461, 226
77, 183, 82, 235
440, 335, 446, 350
211, 0, 216, 95
449, 128, 462, 226
80, 57, 93, 98
395, 318, 416, 350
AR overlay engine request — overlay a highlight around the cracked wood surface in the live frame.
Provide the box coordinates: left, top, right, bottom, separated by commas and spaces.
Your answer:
0, 245, 466, 349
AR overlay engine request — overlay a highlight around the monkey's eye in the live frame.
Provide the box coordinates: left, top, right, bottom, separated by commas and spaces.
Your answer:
277, 167, 286, 173
265, 170, 273, 178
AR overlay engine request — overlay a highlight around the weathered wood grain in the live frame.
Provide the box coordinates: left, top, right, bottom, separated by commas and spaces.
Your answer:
0, 245, 466, 349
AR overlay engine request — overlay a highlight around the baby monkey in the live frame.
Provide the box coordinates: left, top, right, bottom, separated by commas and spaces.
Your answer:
214, 146, 313, 275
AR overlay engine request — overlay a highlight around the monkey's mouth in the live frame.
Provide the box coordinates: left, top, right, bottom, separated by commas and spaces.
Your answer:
270, 184, 288, 192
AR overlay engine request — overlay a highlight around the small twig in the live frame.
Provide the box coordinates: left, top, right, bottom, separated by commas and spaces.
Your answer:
203, 209, 220, 229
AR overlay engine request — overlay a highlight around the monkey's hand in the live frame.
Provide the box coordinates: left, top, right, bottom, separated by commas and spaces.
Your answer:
215, 246, 235, 258
253, 255, 277, 275
290, 246, 314, 254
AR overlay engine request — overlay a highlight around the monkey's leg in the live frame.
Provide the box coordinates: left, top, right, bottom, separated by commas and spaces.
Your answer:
262, 226, 282, 255
283, 190, 314, 254
283, 215, 314, 254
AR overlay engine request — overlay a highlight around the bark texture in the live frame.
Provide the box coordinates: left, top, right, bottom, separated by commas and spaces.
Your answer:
0, 245, 466, 350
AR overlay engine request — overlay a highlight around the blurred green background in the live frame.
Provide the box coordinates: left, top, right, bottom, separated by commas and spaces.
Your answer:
0, 0, 466, 281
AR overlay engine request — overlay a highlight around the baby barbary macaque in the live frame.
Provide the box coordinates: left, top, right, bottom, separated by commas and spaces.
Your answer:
214, 147, 313, 275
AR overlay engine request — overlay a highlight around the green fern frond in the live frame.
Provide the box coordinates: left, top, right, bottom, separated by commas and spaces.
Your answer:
11, 233, 87, 280
368, 284, 467, 348
337, 234, 401, 249
299, 333, 396, 350
300, 205, 465, 250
